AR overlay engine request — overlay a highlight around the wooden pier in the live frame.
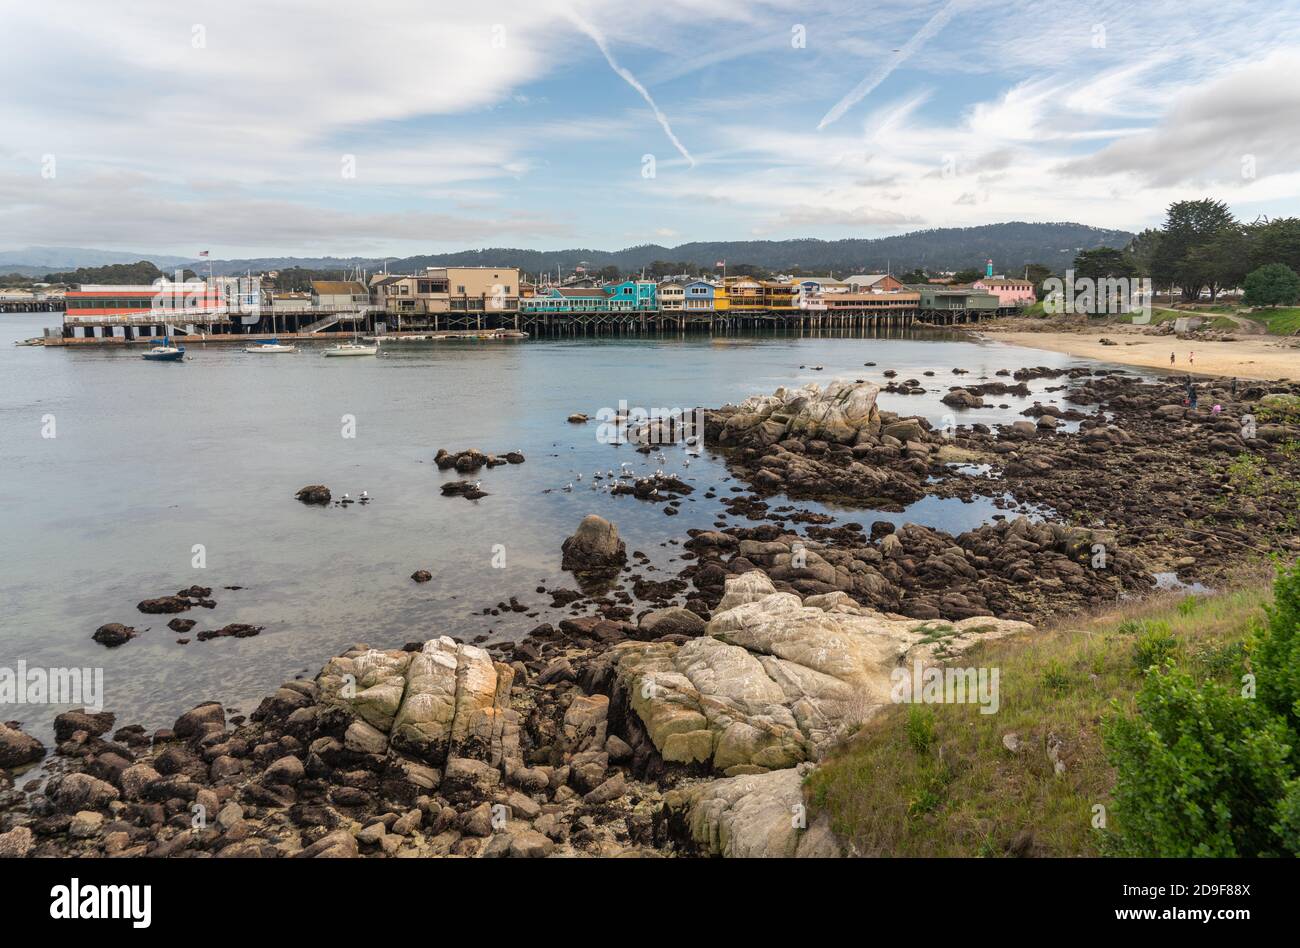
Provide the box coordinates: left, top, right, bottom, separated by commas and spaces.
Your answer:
29, 302, 1005, 346
516, 307, 997, 337
1, 298, 65, 313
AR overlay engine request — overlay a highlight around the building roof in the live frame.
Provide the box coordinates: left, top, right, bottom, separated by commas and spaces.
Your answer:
977, 278, 1034, 287
844, 274, 891, 287
555, 287, 609, 298
311, 281, 366, 295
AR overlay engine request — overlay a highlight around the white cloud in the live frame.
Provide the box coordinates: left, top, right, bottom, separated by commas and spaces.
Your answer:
2, 0, 1300, 253
1058, 51, 1300, 187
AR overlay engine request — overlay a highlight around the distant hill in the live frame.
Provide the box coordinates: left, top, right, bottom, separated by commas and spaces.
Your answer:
2, 223, 1135, 281
0, 246, 196, 272
202, 222, 1132, 278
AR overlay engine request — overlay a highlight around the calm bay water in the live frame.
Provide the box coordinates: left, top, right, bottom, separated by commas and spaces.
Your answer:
0, 312, 1115, 742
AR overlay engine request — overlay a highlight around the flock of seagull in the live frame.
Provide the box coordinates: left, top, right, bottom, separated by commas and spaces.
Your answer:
553, 451, 694, 494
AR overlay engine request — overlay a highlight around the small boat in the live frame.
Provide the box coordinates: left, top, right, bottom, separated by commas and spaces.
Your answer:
323, 342, 377, 357
142, 337, 185, 362
245, 338, 296, 353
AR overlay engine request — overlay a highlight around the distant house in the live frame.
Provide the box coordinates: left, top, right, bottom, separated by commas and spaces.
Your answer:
682, 280, 716, 311
270, 292, 311, 313
972, 277, 1035, 307
606, 280, 657, 311
793, 276, 849, 294
658, 281, 684, 311
907, 284, 1000, 312
518, 287, 609, 313
368, 274, 404, 309
310, 281, 369, 308
844, 274, 907, 294
723, 277, 764, 310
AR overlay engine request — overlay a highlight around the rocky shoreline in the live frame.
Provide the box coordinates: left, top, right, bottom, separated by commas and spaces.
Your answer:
3, 364, 1298, 858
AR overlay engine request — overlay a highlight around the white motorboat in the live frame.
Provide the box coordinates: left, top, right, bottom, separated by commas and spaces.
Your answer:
245, 338, 296, 353
323, 342, 377, 357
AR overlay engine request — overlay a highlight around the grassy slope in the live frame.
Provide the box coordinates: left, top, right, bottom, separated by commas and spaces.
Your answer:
1252, 307, 1300, 336
806, 577, 1271, 857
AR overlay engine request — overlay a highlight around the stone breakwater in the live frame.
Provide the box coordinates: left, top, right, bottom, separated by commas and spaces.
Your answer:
0, 568, 1028, 859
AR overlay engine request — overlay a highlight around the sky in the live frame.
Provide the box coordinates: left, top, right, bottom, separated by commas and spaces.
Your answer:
3, 0, 1300, 259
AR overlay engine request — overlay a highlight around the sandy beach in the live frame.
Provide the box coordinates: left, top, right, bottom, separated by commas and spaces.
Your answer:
981, 325, 1299, 382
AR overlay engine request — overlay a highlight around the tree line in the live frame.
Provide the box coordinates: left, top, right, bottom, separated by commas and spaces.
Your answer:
1074, 200, 1300, 306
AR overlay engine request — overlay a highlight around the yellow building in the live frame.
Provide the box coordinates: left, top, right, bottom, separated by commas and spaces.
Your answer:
712, 283, 729, 312
761, 280, 798, 311
723, 277, 763, 311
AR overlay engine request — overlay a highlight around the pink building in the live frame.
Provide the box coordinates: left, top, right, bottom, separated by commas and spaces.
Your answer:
972, 277, 1036, 307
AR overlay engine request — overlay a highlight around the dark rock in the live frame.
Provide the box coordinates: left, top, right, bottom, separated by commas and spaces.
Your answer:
0, 722, 45, 769
561, 515, 627, 576
196, 624, 263, 642
53, 709, 115, 743
295, 485, 332, 505
92, 622, 139, 646
136, 596, 192, 615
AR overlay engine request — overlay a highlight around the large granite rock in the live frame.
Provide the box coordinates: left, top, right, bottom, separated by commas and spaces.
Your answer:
716, 379, 881, 447
664, 764, 843, 857
600, 571, 1030, 776
319, 636, 516, 768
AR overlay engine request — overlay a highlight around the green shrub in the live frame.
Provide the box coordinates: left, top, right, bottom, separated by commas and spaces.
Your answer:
1192, 639, 1248, 678
905, 705, 936, 754
1132, 621, 1178, 674
1255, 559, 1300, 737
1104, 668, 1296, 856
1243, 263, 1300, 308
1042, 659, 1072, 694
1105, 560, 1300, 857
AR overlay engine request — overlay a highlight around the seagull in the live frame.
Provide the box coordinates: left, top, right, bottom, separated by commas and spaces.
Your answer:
563, 482, 573, 492
342, 493, 351, 501
360, 490, 369, 499
576, 473, 582, 481
683, 459, 690, 467
473, 480, 481, 491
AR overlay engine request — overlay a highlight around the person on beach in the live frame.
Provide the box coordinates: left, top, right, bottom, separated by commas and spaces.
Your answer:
1170, 352, 1175, 365
1189, 351, 1194, 365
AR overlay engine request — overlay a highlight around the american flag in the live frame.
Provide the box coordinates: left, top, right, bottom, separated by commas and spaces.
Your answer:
199, 250, 209, 257
715, 260, 725, 267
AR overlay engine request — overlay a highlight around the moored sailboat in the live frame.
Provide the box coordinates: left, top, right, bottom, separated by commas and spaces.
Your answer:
141, 336, 185, 361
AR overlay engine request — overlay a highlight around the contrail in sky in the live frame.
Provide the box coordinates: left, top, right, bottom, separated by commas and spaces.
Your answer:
566, 8, 696, 167
817, 0, 966, 131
